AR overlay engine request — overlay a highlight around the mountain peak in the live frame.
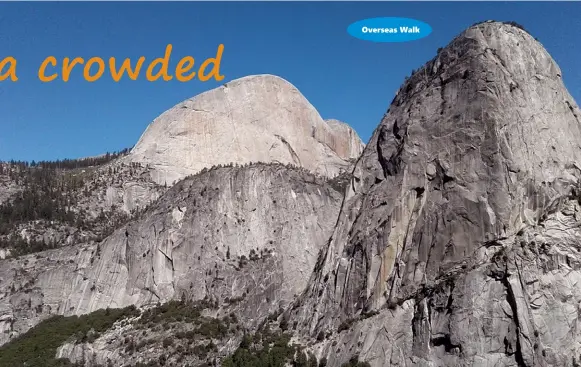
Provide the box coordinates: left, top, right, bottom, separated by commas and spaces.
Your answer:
223, 73, 295, 87
290, 21, 581, 366
128, 74, 364, 185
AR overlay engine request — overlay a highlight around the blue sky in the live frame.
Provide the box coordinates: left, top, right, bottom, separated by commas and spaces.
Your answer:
1, 2, 580, 161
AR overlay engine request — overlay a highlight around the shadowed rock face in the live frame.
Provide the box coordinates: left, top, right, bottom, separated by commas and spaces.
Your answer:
128, 75, 364, 185
0, 164, 342, 345
290, 21, 581, 366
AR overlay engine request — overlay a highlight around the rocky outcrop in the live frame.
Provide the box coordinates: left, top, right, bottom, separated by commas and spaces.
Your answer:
54, 302, 242, 367
128, 75, 364, 185
0, 242, 90, 343
289, 21, 581, 367
0, 163, 342, 345
0, 161, 165, 257
324, 119, 365, 162
0, 171, 19, 206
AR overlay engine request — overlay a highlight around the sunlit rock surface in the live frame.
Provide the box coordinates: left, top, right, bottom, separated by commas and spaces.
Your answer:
128, 75, 364, 185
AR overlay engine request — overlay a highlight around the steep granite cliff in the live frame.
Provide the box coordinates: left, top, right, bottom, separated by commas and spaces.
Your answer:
0, 163, 343, 348
289, 21, 581, 367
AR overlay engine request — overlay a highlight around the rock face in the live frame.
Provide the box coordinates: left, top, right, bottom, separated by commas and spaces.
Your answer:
128, 75, 364, 185
290, 21, 581, 366
5, 21, 581, 367
0, 163, 342, 345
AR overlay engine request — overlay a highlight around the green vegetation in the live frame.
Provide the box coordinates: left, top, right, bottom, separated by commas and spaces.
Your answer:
0, 305, 139, 367
337, 318, 356, 333
134, 299, 233, 339
340, 355, 371, 367
0, 296, 371, 367
2, 149, 130, 172
326, 171, 353, 193
136, 299, 211, 325
502, 21, 527, 32
0, 233, 56, 256
0, 299, 232, 367
0, 164, 88, 232
127, 299, 235, 366
222, 326, 319, 367
0, 150, 135, 257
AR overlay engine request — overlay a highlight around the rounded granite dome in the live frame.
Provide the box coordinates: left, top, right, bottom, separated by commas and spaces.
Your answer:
128, 74, 364, 185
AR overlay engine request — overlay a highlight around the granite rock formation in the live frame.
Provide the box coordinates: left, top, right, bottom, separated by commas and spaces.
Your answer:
128, 75, 364, 185
0, 73, 364, 349
3, 20, 581, 367
0, 163, 343, 347
289, 21, 581, 367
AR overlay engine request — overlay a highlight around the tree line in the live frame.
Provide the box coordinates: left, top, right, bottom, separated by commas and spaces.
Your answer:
0, 147, 131, 172
0, 148, 133, 256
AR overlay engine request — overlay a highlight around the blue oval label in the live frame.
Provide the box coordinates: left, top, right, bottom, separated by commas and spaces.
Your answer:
347, 17, 432, 43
